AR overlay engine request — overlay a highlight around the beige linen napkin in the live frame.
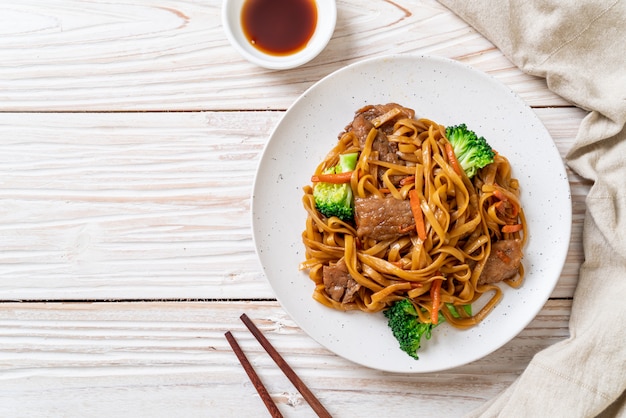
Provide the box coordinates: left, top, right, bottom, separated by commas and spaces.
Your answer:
436, 1, 626, 417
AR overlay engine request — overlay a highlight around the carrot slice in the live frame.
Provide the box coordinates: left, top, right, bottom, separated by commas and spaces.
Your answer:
445, 143, 463, 176
502, 224, 523, 233
495, 200, 519, 219
493, 189, 508, 201
408, 189, 427, 241
311, 171, 353, 184
430, 278, 442, 325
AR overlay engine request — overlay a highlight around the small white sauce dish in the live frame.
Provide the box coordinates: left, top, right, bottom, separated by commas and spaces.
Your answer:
222, 0, 337, 70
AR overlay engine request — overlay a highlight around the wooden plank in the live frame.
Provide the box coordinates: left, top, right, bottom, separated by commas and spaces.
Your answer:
0, 111, 275, 300
0, 108, 586, 300
0, 0, 569, 112
0, 299, 571, 417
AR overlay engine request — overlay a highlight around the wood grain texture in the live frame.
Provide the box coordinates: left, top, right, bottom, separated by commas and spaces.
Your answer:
0, 300, 571, 417
0, 111, 273, 299
0, 108, 587, 300
0, 0, 570, 111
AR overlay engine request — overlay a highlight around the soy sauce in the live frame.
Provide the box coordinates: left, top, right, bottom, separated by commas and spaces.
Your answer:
241, 0, 318, 56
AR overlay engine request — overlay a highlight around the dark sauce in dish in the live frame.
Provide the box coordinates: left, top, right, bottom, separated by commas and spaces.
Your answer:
241, 0, 318, 56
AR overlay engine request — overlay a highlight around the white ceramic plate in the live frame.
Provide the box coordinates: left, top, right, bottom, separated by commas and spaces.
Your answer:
251, 55, 571, 373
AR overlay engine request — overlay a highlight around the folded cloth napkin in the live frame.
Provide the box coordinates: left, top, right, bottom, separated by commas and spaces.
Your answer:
437, 1, 626, 417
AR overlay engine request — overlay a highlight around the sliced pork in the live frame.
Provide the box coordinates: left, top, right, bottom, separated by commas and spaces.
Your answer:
478, 239, 523, 284
344, 104, 415, 185
322, 258, 361, 303
354, 195, 414, 242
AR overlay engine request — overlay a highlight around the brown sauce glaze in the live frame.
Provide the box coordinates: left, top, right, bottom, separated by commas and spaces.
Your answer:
241, 0, 317, 56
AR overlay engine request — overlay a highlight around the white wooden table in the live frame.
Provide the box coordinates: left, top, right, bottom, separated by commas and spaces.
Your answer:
0, 1, 587, 416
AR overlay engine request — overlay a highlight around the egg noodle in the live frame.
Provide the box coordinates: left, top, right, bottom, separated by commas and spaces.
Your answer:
299, 104, 526, 329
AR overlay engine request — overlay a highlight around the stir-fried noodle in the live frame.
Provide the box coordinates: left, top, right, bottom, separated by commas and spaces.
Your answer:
300, 103, 526, 329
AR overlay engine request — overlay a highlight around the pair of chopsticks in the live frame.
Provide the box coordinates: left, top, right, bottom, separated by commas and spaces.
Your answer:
225, 313, 332, 418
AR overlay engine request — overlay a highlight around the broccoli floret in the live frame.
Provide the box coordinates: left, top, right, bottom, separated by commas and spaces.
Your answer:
313, 153, 358, 222
384, 299, 473, 360
445, 124, 495, 178
383, 299, 437, 360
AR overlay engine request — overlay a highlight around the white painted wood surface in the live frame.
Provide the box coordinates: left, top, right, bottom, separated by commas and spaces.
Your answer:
0, 300, 571, 417
0, 0, 587, 416
0, 0, 569, 111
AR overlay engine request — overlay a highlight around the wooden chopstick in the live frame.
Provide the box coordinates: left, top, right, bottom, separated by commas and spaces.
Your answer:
239, 313, 333, 418
224, 330, 284, 418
